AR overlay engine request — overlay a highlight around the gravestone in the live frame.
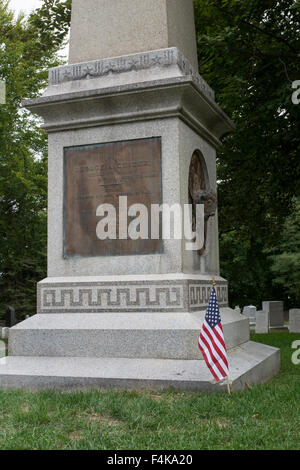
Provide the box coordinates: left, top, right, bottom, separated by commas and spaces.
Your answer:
242, 305, 257, 323
255, 311, 269, 334
5, 307, 17, 328
1, 328, 9, 340
0, 339, 6, 358
289, 309, 300, 333
262, 301, 284, 328
0, 0, 280, 391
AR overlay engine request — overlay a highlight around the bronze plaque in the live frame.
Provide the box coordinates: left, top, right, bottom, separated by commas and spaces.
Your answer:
64, 137, 162, 257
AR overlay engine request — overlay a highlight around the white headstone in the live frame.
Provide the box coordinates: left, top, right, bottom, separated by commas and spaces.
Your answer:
289, 309, 300, 333
255, 311, 269, 334
243, 305, 257, 320
1, 327, 9, 340
0, 339, 6, 358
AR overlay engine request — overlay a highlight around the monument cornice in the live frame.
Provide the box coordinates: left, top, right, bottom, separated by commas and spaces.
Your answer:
23, 76, 234, 149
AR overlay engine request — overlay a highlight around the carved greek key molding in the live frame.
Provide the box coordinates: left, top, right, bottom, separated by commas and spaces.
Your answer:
40, 284, 185, 313
38, 279, 228, 313
189, 283, 228, 310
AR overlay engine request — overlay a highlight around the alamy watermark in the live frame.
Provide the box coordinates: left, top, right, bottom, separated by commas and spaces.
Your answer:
95, 196, 206, 251
291, 340, 300, 365
0, 79, 6, 105
292, 80, 300, 105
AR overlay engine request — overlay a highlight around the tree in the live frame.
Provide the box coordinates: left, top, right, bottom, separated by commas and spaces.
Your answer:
0, 1, 70, 319
194, 0, 300, 307
268, 197, 300, 303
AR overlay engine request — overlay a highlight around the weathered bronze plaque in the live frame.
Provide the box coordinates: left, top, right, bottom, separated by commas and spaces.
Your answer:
64, 137, 162, 257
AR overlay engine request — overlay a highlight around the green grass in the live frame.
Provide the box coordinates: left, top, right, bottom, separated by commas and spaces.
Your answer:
0, 332, 299, 450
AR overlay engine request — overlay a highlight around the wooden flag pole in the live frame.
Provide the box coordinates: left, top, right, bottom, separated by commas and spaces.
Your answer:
212, 275, 231, 395
226, 376, 231, 395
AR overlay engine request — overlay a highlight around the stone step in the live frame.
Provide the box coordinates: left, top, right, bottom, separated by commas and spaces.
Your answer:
0, 341, 280, 392
8, 311, 249, 360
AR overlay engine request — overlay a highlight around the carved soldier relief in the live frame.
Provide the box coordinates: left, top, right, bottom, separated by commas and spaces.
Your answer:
188, 151, 217, 256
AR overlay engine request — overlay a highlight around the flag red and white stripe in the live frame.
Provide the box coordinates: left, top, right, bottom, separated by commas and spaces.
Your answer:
198, 285, 229, 382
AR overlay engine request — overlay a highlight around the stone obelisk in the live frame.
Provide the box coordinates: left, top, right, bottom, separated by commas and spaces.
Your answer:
0, 0, 280, 391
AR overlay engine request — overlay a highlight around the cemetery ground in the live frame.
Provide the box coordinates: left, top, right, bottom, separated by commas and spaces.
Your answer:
0, 331, 299, 450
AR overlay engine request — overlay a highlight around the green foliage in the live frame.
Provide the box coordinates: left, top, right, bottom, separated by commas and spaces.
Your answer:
29, 0, 71, 51
0, 1, 69, 319
194, 0, 300, 307
218, 232, 275, 308
268, 197, 300, 302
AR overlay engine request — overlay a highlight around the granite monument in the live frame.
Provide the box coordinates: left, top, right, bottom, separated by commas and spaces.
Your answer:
0, 0, 280, 391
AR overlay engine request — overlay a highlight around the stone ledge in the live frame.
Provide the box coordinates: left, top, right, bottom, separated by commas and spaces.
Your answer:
23, 77, 234, 148
8, 311, 249, 360
0, 341, 280, 392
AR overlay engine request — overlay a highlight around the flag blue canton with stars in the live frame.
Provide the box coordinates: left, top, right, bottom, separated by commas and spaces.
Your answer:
205, 287, 222, 329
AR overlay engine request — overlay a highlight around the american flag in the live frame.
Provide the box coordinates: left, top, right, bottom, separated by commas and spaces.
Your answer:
198, 285, 229, 382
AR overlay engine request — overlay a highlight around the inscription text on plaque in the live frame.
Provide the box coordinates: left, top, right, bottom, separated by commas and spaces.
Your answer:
64, 137, 162, 257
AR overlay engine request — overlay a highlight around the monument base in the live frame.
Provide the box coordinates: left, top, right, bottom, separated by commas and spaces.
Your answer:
0, 341, 279, 392
0, 308, 280, 392
8, 310, 249, 359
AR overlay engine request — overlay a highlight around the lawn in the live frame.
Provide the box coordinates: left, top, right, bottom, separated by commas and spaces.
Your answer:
0, 332, 299, 450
